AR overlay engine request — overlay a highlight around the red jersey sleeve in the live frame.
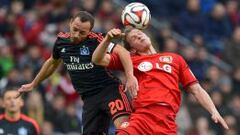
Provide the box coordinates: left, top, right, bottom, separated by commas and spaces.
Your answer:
178, 55, 198, 89
107, 53, 124, 70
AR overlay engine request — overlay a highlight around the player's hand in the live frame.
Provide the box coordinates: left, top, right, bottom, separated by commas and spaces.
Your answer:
211, 111, 229, 130
124, 74, 139, 98
106, 28, 125, 40
15, 83, 35, 98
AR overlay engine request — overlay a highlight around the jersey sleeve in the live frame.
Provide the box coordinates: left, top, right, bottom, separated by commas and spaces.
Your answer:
107, 53, 124, 70
178, 55, 198, 89
97, 32, 116, 53
21, 114, 41, 135
52, 38, 61, 59
31, 123, 40, 135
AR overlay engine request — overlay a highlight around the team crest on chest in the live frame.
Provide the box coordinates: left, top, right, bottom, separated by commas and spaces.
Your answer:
80, 46, 90, 55
159, 56, 173, 63
138, 61, 153, 72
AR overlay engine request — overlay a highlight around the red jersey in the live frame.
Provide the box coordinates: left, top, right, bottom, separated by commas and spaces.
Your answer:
108, 52, 198, 113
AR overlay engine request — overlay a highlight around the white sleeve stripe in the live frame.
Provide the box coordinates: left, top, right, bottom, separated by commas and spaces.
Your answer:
107, 42, 115, 53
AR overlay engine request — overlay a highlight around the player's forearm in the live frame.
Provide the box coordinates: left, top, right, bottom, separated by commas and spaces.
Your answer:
32, 57, 60, 87
188, 83, 218, 115
115, 46, 134, 77
92, 37, 111, 65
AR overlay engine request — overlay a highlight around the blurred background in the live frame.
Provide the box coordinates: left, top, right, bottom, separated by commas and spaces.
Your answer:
0, 0, 239, 135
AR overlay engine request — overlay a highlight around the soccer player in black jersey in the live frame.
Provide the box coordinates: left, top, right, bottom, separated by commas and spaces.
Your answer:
17, 11, 138, 134
0, 89, 40, 135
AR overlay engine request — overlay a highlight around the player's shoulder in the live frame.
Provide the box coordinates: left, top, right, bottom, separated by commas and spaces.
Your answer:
20, 114, 40, 134
20, 114, 37, 124
55, 32, 71, 45
87, 31, 104, 42
0, 114, 4, 120
88, 31, 104, 37
57, 32, 71, 39
160, 52, 183, 59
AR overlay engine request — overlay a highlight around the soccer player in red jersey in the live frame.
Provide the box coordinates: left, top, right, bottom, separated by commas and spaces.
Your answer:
92, 27, 229, 135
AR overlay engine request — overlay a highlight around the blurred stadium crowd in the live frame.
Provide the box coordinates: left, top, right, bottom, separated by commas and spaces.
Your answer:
0, 0, 239, 135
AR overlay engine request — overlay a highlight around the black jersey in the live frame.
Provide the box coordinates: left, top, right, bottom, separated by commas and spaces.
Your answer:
0, 114, 40, 135
52, 32, 119, 96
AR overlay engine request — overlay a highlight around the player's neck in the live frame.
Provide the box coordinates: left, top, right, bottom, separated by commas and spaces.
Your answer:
137, 52, 151, 55
136, 48, 157, 55
149, 45, 157, 54
5, 111, 21, 122
70, 38, 81, 44
70, 36, 86, 44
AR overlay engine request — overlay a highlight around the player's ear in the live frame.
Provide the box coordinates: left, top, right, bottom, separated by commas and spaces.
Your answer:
1, 96, 6, 108
2, 102, 5, 108
69, 19, 73, 27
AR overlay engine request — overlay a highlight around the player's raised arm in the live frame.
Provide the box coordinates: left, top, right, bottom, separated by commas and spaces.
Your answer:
187, 83, 229, 130
16, 56, 62, 98
92, 28, 124, 66
92, 28, 139, 97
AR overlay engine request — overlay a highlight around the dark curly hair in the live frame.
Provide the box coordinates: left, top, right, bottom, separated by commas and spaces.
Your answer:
71, 11, 95, 30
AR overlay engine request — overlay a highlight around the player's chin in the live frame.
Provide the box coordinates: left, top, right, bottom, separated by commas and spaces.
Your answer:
72, 38, 81, 43
8, 109, 18, 113
142, 43, 151, 49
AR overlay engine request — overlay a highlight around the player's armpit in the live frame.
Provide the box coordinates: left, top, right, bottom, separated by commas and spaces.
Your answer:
50, 56, 62, 65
